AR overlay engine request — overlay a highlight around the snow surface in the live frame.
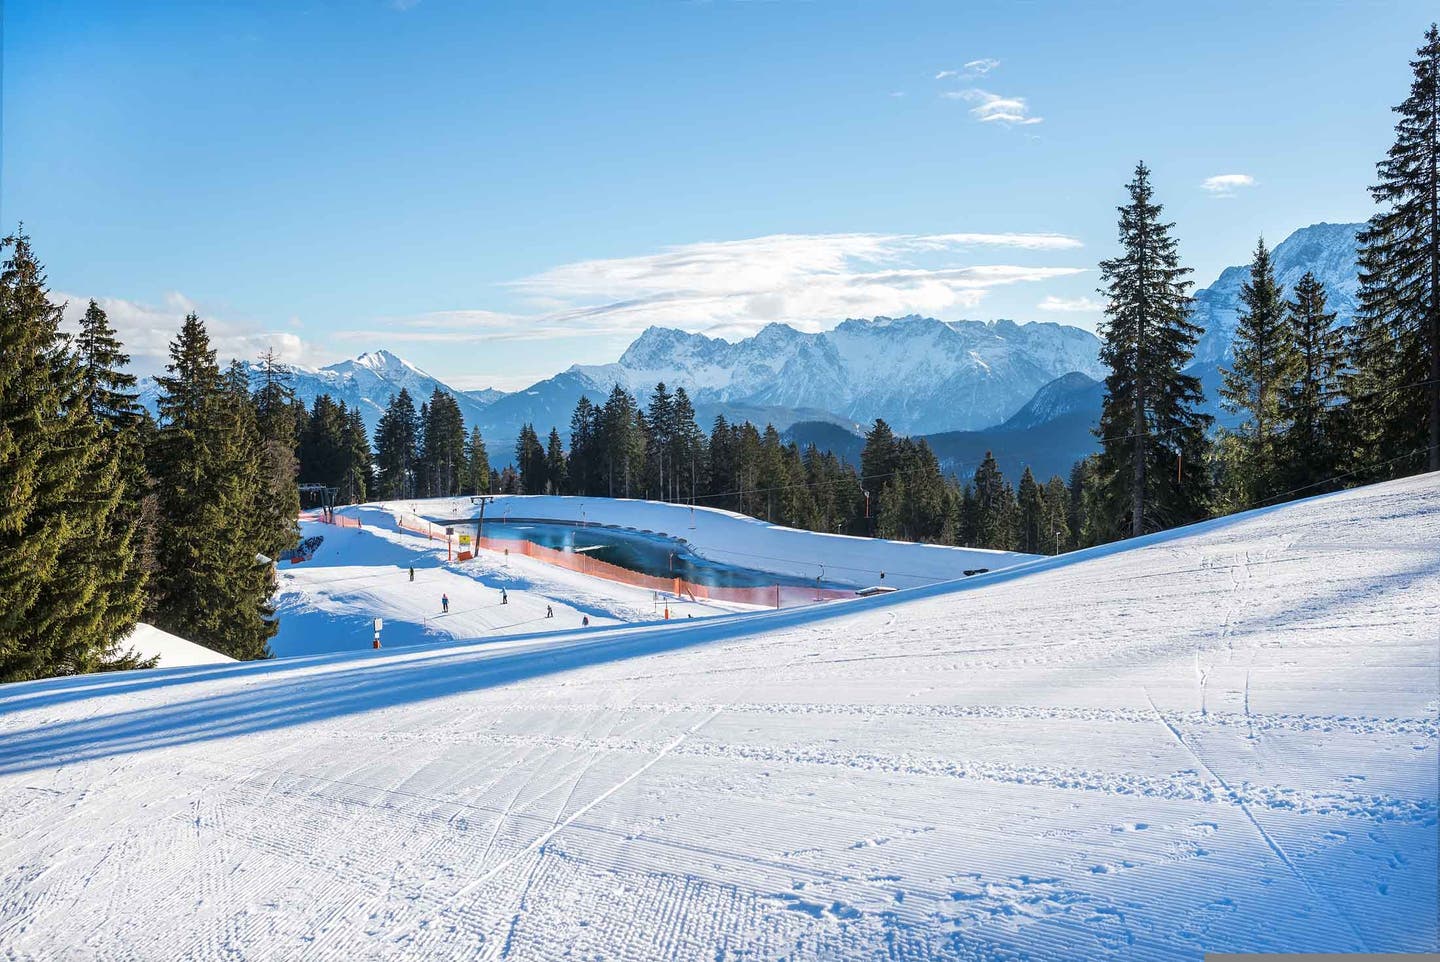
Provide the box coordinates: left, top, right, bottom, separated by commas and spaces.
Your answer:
391, 493, 1037, 590
1, 474, 1437, 959
124, 623, 237, 667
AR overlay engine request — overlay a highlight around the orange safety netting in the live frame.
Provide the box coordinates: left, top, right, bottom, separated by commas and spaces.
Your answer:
315, 510, 852, 610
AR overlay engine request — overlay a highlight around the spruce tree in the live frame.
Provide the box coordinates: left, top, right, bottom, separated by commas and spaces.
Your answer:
1041, 475, 1071, 555
250, 352, 301, 550
374, 389, 420, 499
1274, 272, 1346, 495
0, 234, 146, 681
545, 428, 568, 494
463, 425, 490, 495
1349, 23, 1440, 474
70, 299, 153, 671
568, 396, 600, 496
1095, 162, 1212, 538
971, 451, 1014, 550
149, 315, 277, 659
1015, 467, 1045, 553
1219, 237, 1298, 502
514, 424, 546, 494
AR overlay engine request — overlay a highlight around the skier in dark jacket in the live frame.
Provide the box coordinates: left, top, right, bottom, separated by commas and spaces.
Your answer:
409, 566, 415, 582
441, 593, 449, 614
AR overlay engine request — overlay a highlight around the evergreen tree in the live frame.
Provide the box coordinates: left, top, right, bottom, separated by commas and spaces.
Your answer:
251, 351, 301, 548
672, 387, 705, 502
707, 415, 738, 511
567, 396, 601, 496
0, 234, 148, 681
373, 389, 420, 499
1041, 475, 1071, 555
545, 427, 568, 494
1349, 24, 1440, 475
599, 386, 645, 497
971, 451, 1015, 550
1279, 273, 1346, 494
1095, 162, 1212, 538
149, 315, 277, 659
644, 382, 675, 500
1219, 237, 1298, 502
420, 389, 466, 497
463, 425, 490, 495
1015, 467, 1045, 553
340, 405, 373, 504
514, 423, 546, 494
71, 299, 152, 671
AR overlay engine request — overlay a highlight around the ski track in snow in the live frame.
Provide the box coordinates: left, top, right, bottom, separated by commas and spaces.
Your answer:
0, 475, 1437, 959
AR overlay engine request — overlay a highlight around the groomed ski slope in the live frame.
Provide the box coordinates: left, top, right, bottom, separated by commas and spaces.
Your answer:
269, 506, 746, 659
1, 474, 1437, 960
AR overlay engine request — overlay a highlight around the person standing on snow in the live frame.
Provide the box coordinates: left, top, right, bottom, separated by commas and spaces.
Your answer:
501, 588, 508, 605
581, 615, 589, 627
545, 605, 553, 618
441, 593, 449, 614
409, 566, 414, 582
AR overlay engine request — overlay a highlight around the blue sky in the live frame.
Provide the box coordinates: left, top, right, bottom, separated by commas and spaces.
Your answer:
3, 1, 1432, 389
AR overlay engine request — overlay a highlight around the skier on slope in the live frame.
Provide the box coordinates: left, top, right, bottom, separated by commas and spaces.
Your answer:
545, 605, 553, 618
409, 566, 414, 582
441, 593, 449, 614
501, 588, 508, 605
582, 615, 589, 627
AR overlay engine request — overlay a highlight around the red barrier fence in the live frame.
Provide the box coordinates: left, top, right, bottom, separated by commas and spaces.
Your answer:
314, 509, 853, 610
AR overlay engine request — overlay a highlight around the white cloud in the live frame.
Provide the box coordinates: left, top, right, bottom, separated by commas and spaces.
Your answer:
55, 291, 334, 376
945, 88, 1042, 126
935, 58, 1000, 80
1037, 295, 1103, 313
1200, 173, 1256, 197
374, 231, 1085, 345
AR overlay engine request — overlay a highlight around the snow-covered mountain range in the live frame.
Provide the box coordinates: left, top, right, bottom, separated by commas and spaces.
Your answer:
139, 221, 1365, 459
139, 349, 503, 435
488, 316, 1104, 439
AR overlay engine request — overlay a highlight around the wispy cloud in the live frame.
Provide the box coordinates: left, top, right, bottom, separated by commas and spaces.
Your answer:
55, 291, 333, 376
945, 88, 1042, 126
1037, 295, 1103, 313
370, 231, 1085, 345
1200, 173, 1255, 197
935, 58, 1000, 80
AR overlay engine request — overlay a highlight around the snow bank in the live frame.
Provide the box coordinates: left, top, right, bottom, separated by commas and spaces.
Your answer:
1, 474, 1436, 959
380, 493, 1039, 589
123, 623, 235, 667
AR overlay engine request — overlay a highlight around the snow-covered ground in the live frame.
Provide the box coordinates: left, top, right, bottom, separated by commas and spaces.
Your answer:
271, 506, 743, 658
1, 474, 1436, 959
124, 623, 237, 667
387, 494, 1039, 589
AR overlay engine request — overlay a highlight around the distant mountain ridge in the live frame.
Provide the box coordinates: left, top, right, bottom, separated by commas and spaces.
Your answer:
135, 221, 1363, 478
138, 349, 503, 435
479, 315, 1103, 443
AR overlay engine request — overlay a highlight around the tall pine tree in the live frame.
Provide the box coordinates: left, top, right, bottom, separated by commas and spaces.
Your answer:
149, 315, 278, 659
1349, 23, 1440, 475
1095, 162, 1212, 538
0, 234, 146, 680
1219, 237, 1298, 502
1280, 273, 1345, 493
374, 389, 420, 499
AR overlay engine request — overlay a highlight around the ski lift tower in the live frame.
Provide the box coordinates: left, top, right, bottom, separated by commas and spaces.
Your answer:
468, 495, 496, 548
298, 483, 340, 523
